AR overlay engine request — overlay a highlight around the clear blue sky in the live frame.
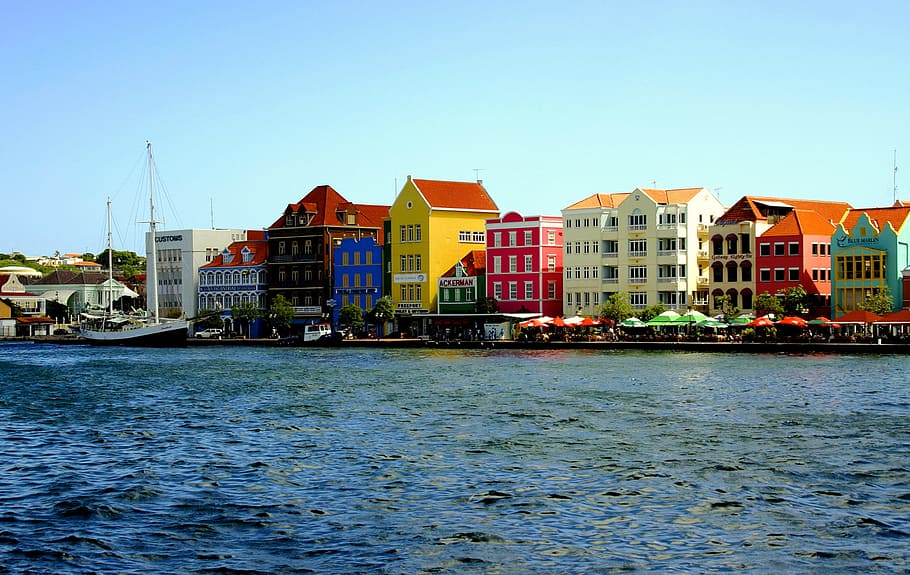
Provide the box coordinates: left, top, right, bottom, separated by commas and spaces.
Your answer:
3, 0, 908, 256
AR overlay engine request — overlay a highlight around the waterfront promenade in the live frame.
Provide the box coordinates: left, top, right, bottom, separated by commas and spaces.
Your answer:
13, 334, 910, 354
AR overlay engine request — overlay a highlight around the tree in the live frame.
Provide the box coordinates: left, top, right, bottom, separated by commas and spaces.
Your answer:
858, 287, 893, 315
196, 309, 224, 330
599, 292, 633, 324
476, 297, 499, 314
339, 303, 365, 335
780, 285, 809, 316
639, 303, 667, 322
267, 295, 294, 336
81, 252, 96, 262
368, 296, 395, 337
754, 291, 784, 318
96, 249, 145, 277
713, 294, 741, 322
231, 302, 261, 337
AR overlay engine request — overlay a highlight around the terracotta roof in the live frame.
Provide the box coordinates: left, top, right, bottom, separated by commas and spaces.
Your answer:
638, 187, 705, 204
200, 239, 269, 269
877, 309, 910, 323
716, 196, 851, 225
840, 206, 910, 234
270, 185, 389, 230
563, 193, 630, 210
411, 178, 498, 212
761, 209, 837, 237
28, 270, 108, 286
442, 250, 486, 277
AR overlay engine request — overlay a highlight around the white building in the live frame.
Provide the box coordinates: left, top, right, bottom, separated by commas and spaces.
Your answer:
562, 187, 725, 315
147, 228, 248, 319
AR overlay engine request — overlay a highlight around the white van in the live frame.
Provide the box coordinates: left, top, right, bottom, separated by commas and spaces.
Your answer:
303, 323, 333, 342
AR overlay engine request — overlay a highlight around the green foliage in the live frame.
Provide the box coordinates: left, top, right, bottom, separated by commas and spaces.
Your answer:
599, 293, 634, 323
780, 285, 809, 315
858, 287, 893, 315
196, 309, 224, 329
754, 291, 784, 318
95, 249, 145, 277
714, 294, 741, 321
366, 296, 395, 337
231, 302, 261, 337
339, 303, 365, 333
639, 303, 667, 322
0, 253, 26, 263
267, 295, 294, 335
82, 252, 96, 262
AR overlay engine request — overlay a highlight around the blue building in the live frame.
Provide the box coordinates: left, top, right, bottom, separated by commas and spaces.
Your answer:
332, 237, 383, 331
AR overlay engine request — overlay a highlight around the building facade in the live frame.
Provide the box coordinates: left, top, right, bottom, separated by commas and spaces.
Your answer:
267, 185, 388, 332
197, 231, 269, 337
708, 197, 851, 315
563, 187, 725, 316
332, 236, 384, 327
437, 250, 486, 315
754, 210, 836, 316
389, 176, 499, 333
485, 212, 563, 317
147, 228, 249, 319
831, 205, 910, 317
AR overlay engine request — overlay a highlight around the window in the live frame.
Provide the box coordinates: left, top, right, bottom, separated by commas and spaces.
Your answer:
509, 282, 518, 300
774, 242, 785, 256
493, 256, 501, 274
629, 213, 646, 229
509, 231, 517, 246
741, 265, 752, 282
567, 292, 573, 306
629, 266, 647, 281
415, 225, 422, 242
760, 268, 770, 282
565, 243, 572, 254
547, 230, 556, 245
789, 242, 800, 256
509, 256, 518, 273
494, 232, 502, 248
415, 254, 422, 271
774, 268, 785, 281
575, 242, 581, 254
493, 282, 502, 300
407, 255, 414, 271
547, 254, 556, 272
759, 243, 770, 256
629, 239, 647, 256
400, 254, 407, 272
304, 240, 312, 255
789, 267, 799, 281
524, 281, 534, 299
726, 235, 738, 255
524, 254, 533, 272
547, 281, 556, 299
812, 268, 819, 281
630, 292, 647, 307
726, 263, 737, 282
740, 234, 751, 253
524, 230, 533, 245
712, 236, 724, 255
812, 243, 819, 256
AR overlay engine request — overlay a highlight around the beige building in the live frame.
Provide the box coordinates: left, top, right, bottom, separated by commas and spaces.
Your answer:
562, 187, 725, 315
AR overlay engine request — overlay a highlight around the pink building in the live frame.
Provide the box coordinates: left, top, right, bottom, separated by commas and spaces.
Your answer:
485, 212, 564, 316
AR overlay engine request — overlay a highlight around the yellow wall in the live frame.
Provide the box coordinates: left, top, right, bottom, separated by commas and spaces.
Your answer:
390, 179, 493, 312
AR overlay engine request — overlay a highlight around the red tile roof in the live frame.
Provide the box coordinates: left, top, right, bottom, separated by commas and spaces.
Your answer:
717, 196, 851, 225
761, 209, 837, 237
442, 250, 486, 277
639, 187, 705, 204
411, 178, 499, 212
270, 185, 390, 230
564, 193, 630, 210
840, 206, 910, 234
200, 239, 269, 269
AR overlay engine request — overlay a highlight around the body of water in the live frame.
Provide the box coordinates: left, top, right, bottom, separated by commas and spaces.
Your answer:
1, 342, 908, 574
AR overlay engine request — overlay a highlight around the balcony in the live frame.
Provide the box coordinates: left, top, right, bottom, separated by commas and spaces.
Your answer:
697, 224, 710, 237
657, 250, 678, 257
697, 250, 710, 262
629, 277, 648, 284
657, 277, 678, 283
602, 278, 619, 284
697, 277, 709, 286
271, 253, 320, 263
602, 252, 619, 259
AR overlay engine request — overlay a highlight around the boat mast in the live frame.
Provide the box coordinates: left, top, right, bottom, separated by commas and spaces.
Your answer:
146, 141, 160, 325
107, 196, 114, 314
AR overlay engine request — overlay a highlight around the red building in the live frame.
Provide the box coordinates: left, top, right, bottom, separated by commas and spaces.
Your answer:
755, 209, 839, 315
485, 212, 563, 316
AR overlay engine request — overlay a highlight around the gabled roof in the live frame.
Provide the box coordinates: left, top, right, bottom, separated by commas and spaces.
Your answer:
200, 239, 269, 269
638, 187, 705, 205
840, 206, 910, 234
761, 209, 837, 237
563, 193, 630, 210
28, 270, 108, 286
270, 185, 389, 230
441, 250, 486, 278
717, 196, 851, 225
411, 178, 498, 212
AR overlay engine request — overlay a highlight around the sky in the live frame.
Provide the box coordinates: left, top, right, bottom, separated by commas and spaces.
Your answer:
3, 0, 908, 256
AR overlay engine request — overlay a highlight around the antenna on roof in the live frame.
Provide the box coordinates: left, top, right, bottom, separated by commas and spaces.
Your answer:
894, 149, 899, 203
473, 168, 484, 183
210, 197, 215, 229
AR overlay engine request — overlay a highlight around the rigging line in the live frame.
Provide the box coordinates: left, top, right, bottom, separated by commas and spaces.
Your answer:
149, 152, 184, 229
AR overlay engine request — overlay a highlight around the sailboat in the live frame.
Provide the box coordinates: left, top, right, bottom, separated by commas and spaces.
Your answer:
80, 142, 189, 346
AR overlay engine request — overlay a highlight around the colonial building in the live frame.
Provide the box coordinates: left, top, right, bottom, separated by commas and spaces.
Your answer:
754, 210, 837, 316
388, 176, 499, 334
563, 187, 725, 316
332, 236, 384, 327
437, 250, 486, 315
485, 212, 563, 317
831, 204, 910, 317
708, 197, 851, 315
197, 231, 269, 337
25, 270, 137, 317
147, 228, 249, 319
267, 185, 388, 331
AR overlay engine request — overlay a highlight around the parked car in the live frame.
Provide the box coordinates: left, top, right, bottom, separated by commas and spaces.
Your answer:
195, 328, 224, 339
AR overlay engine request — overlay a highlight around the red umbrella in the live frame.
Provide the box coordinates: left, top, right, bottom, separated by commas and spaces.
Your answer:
579, 317, 600, 327
776, 316, 808, 328
748, 316, 775, 327
550, 316, 566, 327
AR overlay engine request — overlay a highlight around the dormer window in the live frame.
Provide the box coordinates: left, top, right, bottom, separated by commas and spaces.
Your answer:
241, 246, 253, 264
221, 248, 233, 264
346, 213, 356, 225
285, 214, 294, 226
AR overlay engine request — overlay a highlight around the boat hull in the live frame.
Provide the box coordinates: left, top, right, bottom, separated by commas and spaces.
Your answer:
81, 321, 188, 347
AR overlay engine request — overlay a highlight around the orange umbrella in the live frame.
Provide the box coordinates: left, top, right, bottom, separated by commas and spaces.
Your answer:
748, 316, 775, 327
776, 316, 808, 328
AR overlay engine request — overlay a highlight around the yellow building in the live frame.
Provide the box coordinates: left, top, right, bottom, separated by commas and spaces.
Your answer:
389, 176, 499, 330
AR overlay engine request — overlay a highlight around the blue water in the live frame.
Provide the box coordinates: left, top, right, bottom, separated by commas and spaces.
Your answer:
1, 342, 908, 574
